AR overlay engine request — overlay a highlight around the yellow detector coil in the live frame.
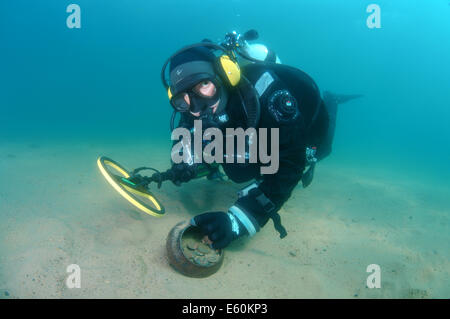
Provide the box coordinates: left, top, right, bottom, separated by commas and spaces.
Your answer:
97, 156, 165, 217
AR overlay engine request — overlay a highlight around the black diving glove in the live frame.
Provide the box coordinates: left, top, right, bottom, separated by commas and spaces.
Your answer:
191, 212, 248, 249
169, 162, 199, 186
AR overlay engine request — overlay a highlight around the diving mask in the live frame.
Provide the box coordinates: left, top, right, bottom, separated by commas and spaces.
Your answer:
170, 79, 222, 115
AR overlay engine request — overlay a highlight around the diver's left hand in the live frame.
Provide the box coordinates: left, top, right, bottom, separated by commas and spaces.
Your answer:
191, 212, 241, 249
169, 162, 198, 186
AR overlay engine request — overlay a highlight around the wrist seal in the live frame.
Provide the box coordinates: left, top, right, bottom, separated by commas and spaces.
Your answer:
228, 205, 259, 237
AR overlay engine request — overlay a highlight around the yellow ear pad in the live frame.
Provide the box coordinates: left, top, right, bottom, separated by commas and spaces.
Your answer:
168, 87, 173, 100
219, 55, 241, 86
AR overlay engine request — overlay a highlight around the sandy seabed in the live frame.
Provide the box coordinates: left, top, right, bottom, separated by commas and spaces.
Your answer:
0, 138, 449, 299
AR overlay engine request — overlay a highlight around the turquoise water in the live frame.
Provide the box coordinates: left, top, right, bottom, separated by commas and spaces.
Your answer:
2, 0, 449, 181
0, 1, 449, 298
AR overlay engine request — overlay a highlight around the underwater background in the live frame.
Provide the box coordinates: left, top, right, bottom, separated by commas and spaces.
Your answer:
0, 0, 449, 298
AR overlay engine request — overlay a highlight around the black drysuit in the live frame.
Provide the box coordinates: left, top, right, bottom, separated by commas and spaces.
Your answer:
173, 62, 331, 237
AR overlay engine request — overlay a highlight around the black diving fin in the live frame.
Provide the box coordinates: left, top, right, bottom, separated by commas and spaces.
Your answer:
302, 163, 315, 188
324, 91, 364, 105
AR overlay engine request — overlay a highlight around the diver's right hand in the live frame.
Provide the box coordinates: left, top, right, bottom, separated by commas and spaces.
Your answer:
169, 163, 198, 186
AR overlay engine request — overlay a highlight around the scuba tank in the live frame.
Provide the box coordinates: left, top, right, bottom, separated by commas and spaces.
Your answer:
220, 30, 282, 66
242, 43, 282, 65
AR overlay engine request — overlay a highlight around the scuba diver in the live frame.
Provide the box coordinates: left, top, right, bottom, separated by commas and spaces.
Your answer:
158, 30, 362, 250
